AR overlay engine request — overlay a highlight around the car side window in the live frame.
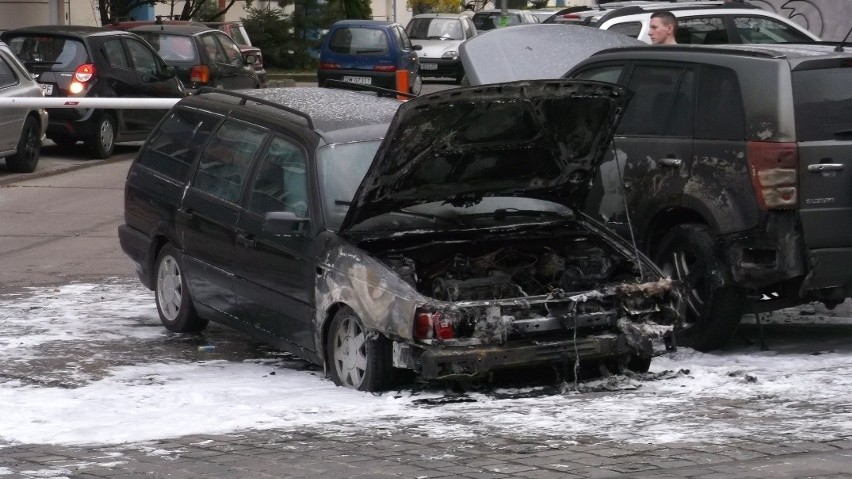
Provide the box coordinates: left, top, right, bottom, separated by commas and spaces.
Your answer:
396, 26, 413, 50
136, 108, 221, 182
214, 32, 244, 65
618, 65, 695, 137
570, 64, 625, 84
102, 39, 129, 69
0, 56, 18, 88
201, 34, 228, 63
607, 22, 642, 39
249, 136, 309, 218
696, 66, 745, 140
193, 121, 267, 203
125, 39, 159, 75
733, 16, 813, 43
678, 16, 728, 44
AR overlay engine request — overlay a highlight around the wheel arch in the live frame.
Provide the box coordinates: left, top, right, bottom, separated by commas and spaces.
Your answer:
644, 207, 710, 256
319, 301, 348, 367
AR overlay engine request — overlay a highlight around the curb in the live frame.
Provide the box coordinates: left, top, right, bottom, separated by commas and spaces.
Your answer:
0, 157, 125, 187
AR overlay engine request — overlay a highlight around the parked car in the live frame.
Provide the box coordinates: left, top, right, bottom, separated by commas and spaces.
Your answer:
118, 84, 684, 391
472, 9, 539, 32
318, 20, 423, 95
129, 24, 261, 94
0, 40, 47, 173
1, 26, 184, 159
405, 13, 477, 84
544, 0, 819, 44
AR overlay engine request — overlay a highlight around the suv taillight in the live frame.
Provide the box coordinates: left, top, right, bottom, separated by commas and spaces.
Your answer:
747, 141, 798, 209
190, 65, 209, 84
74, 64, 95, 82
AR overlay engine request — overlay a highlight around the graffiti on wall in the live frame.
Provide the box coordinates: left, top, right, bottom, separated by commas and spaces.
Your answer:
749, 0, 852, 41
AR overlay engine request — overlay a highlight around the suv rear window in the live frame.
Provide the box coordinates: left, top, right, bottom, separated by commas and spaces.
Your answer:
793, 67, 852, 142
329, 27, 389, 55
5, 35, 89, 72
136, 108, 221, 182
473, 13, 522, 31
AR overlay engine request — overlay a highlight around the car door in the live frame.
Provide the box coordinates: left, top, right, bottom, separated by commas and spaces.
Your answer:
233, 134, 316, 351
178, 119, 268, 317
117, 38, 182, 134
393, 25, 419, 78
573, 62, 695, 248
0, 53, 24, 152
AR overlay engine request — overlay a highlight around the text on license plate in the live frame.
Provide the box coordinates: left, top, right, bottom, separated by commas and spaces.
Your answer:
40, 84, 53, 95
421, 63, 438, 70
342, 76, 371, 85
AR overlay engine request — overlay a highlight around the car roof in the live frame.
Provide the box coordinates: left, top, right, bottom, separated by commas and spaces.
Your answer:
589, 43, 852, 67
1, 25, 134, 39
184, 88, 400, 143
129, 24, 216, 35
411, 13, 468, 19
564, 1, 760, 22
332, 19, 396, 28
475, 9, 530, 14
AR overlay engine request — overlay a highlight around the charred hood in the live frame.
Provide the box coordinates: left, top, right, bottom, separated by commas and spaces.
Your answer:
341, 80, 630, 231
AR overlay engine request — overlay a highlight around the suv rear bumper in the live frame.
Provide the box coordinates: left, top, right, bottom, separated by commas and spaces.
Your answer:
724, 213, 807, 289
804, 248, 852, 291
118, 224, 155, 290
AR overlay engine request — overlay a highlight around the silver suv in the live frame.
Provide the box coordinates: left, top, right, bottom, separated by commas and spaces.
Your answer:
547, 1, 819, 44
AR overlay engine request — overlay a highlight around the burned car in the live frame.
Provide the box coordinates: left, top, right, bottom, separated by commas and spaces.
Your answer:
119, 84, 683, 392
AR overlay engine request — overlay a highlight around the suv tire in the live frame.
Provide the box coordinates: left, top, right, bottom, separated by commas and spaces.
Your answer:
6, 116, 41, 173
155, 244, 208, 333
654, 224, 745, 351
85, 113, 116, 159
326, 306, 393, 391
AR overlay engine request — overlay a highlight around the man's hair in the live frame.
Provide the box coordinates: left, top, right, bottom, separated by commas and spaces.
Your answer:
651, 10, 678, 28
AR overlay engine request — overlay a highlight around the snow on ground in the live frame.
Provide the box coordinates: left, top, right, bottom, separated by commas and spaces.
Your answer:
1, 280, 851, 447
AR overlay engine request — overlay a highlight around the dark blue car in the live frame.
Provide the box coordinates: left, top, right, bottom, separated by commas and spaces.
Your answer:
317, 20, 422, 95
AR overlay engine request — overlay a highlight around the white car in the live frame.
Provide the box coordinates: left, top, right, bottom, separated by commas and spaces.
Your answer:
546, 1, 819, 44
405, 13, 477, 84
0, 40, 47, 173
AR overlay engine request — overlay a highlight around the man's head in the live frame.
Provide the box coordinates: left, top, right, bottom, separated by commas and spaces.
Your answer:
649, 11, 678, 44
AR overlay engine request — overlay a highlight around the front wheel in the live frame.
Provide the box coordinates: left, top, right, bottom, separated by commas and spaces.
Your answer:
409, 72, 423, 96
85, 113, 116, 159
155, 245, 207, 333
6, 116, 41, 173
654, 224, 745, 351
326, 307, 393, 391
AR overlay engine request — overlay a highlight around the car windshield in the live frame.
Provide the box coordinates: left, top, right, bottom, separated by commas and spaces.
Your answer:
4, 35, 88, 72
328, 27, 389, 55
317, 139, 382, 230
407, 18, 464, 40
136, 33, 198, 62
793, 66, 852, 142
473, 13, 522, 31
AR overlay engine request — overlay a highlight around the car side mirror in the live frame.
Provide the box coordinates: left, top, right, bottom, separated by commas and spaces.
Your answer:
412, 44, 423, 51
162, 65, 177, 79
263, 211, 309, 236
244, 54, 257, 65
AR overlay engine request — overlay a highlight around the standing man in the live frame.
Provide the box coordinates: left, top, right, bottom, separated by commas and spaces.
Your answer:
649, 11, 678, 44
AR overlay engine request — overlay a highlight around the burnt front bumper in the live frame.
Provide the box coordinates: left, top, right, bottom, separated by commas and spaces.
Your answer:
413, 334, 634, 380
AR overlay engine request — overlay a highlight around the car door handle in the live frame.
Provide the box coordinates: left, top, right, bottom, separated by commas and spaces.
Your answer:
236, 232, 256, 248
808, 163, 844, 173
659, 157, 682, 168
176, 208, 194, 221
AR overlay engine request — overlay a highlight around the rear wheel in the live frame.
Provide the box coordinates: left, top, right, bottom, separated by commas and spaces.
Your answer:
326, 307, 393, 391
654, 224, 745, 351
409, 73, 423, 95
85, 113, 116, 159
155, 245, 207, 333
6, 116, 41, 173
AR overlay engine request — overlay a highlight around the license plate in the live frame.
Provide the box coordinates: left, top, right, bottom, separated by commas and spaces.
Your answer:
421, 63, 438, 70
342, 76, 371, 85
40, 83, 53, 96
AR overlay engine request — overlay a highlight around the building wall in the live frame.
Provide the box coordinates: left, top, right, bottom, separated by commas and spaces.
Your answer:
0, 0, 50, 29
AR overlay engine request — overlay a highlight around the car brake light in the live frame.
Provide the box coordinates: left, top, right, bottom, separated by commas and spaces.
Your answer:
747, 141, 798, 209
319, 62, 341, 70
374, 65, 398, 72
74, 64, 95, 82
414, 311, 454, 340
190, 65, 209, 84
561, 13, 581, 19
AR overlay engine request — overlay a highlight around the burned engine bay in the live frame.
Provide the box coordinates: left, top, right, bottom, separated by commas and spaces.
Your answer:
370, 228, 680, 346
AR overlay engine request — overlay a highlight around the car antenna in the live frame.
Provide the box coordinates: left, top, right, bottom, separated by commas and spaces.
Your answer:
834, 26, 852, 52
610, 137, 645, 281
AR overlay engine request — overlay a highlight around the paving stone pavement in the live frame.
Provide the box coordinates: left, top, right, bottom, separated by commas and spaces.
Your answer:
2, 432, 851, 478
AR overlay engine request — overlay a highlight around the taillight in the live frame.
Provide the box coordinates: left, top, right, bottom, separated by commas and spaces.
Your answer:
414, 311, 455, 341
561, 13, 581, 19
747, 141, 798, 209
319, 62, 341, 70
374, 65, 397, 72
190, 65, 209, 84
74, 64, 95, 82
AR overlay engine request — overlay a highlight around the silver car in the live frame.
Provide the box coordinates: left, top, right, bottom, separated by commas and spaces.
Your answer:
0, 40, 46, 173
405, 13, 477, 84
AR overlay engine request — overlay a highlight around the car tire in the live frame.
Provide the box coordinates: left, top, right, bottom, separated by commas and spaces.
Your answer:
85, 113, 116, 159
326, 306, 393, 391
409, 72, 423, 96
155, 245, 208, 333
5, 116, 42, 173
654, 224, 745, 351
48, 134, 77, 148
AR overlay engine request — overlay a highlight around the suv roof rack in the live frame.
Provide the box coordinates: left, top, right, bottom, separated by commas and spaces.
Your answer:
595, 44, 786, 59
195, 87, 316, 130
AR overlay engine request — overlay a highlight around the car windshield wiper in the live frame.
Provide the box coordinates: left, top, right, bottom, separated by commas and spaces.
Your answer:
398, 208, 465, 226
492, 208, 574, 221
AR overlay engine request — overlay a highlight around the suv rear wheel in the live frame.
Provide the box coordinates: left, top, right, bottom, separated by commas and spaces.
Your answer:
85, 113, 116, 159
155, 245, 207, 333
654, 224, 745, 351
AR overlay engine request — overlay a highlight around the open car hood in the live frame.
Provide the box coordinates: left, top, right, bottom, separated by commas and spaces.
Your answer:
460, 24, 644, 86
340, 79, 630, 231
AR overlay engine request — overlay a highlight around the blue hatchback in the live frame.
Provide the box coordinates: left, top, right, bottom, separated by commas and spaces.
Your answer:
318, 20, 422, 95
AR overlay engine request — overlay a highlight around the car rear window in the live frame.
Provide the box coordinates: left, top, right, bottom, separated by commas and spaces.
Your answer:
135, 33, 198, 62
4, 35, 89, 72
793, 67, 852, 142
328, 27, 389, 55
136, 108, 221, 182
473, 13, 522, 31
